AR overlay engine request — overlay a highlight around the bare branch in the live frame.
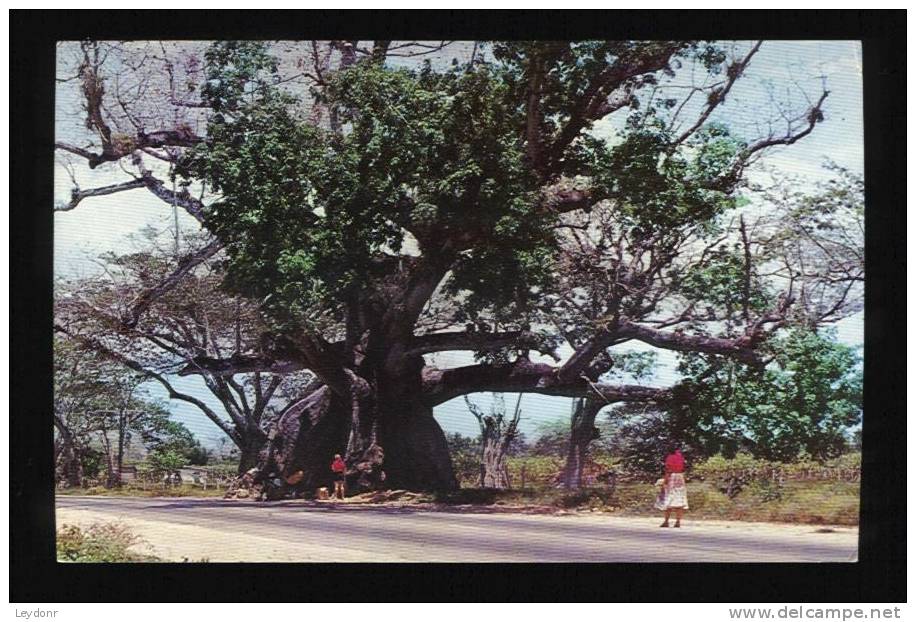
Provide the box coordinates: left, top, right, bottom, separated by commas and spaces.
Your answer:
55, 323, 239, 442
406, 329, 557, 359
122, 238, 223, 328
423, 359, 673, 407
671, 41, 763, 146
55, 178, 147, 212
616, 320, 765, 365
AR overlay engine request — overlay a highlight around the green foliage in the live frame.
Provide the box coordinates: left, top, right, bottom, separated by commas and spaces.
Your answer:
179, 41, 754, 330
55, 336, 197, 485
57, 522, 158, 562
184, 444, 211, 466
608, 350, 658, 382
201, 41, 280, 113
147, 449, 186, 473
607, 329, 861, 473
571, 120, 741, 242
181, 43, 559, 327
671, 327, 862, 462
530, 420, 570, 457
145, 418, 209, 465
606, 404, 700, 476
445, 432, 481, 487
78, 447, 105, 479
678, 245, 770, 314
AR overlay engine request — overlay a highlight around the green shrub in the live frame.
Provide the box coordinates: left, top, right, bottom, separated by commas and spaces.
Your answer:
56, 522, 159, 562
748, 479, 785, 502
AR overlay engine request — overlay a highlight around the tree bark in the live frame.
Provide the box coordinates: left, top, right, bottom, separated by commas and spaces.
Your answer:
467, 394, 522, 490
480, 431, 511, 489
116, 415, 125, 486
252, 368, 458, 495
563, 398, 602, 489
237, 439, 264, 475
54, 418, 84, 488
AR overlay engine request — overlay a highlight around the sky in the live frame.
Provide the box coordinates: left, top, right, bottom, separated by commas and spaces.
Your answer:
54, 40, 864, 446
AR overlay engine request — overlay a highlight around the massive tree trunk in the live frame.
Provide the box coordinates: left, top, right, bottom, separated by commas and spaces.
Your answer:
563, 398, 602, 490
251, 378, 457, 496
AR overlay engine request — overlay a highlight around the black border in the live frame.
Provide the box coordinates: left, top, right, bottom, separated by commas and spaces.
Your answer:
10, 10, 906, 603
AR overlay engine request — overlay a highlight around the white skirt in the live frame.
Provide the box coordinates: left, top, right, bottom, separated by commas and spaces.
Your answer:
655, 472, 689, 510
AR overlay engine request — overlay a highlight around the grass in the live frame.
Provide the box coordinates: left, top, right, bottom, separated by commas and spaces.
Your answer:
56, 521, 160, 562
433, 479, 859, 525
57, 484, 227, 498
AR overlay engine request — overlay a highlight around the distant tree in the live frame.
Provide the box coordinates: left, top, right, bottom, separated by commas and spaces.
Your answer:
531, 420, 570, 458
145, 418, 210, 466
147, 449, 187, 484
91, 390, 173, 488
606, 403, 704, 477
676, 327, 862, 461
464, 394, 522, 489
507, 430, 530, 457
185, 444, 212, 466
849, 428, 862, 452
54, 233, 314, 474
55, 335, 213, 486
610, 327, 862, 472
54, 337, 106, 486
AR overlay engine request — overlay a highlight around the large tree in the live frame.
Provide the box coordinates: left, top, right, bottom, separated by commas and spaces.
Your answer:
55, 40, 859, 491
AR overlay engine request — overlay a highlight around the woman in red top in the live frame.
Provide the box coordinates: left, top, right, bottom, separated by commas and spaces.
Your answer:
656, 447, 689, 527
331, 454, 346, 500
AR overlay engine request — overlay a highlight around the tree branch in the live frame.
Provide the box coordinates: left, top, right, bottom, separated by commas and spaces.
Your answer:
121, 238, 222, 328
55, 324, 239, 443
671, 41, 762, 146
616, 320, 765, 365
55, 178, 148, 212
137, 170, 207, 222
55, 130, 202, 170
540, 183, 595, 214
422, 359, 672, 407
406, 329, 557, 359
547, 42, 685, 175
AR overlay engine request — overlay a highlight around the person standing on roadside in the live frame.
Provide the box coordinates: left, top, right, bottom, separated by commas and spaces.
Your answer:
659, 446, 689, 527
330, 454, 347, 500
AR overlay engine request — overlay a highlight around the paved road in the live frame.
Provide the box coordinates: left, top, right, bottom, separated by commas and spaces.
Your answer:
56, 496, 858, 563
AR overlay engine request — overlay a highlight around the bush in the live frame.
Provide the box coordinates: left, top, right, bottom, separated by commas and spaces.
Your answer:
56, 522, 159, 562
505, 456, 564, 487
692, 452, 861, 486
